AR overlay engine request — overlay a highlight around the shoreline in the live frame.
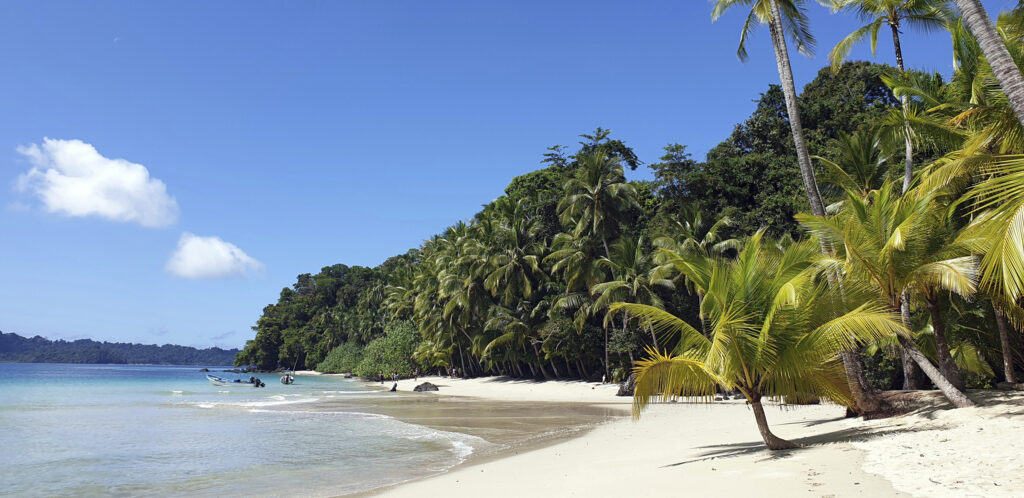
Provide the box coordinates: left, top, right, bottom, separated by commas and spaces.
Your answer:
316, 374, 1024, 497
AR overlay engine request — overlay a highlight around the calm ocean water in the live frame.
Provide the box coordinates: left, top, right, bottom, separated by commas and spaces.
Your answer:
0, 364, 493, 497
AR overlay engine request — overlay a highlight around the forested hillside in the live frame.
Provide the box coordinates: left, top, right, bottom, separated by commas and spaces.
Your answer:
0, 332, 239, 365
236, 61, 957, 384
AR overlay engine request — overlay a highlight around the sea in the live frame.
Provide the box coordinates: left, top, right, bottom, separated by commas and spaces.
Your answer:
0, 363, 615, 497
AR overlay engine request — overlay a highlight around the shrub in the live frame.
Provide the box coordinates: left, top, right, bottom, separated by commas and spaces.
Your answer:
316, 342, 363, 373
353, 321, 420, 379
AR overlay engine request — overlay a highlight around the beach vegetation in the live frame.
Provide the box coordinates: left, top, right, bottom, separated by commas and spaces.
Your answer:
614, 232, 905, 449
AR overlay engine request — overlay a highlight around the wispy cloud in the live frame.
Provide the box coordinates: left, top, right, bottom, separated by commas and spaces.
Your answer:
165, 232, 263, 279
210, 331, 236, 341
16, 138, 179, 227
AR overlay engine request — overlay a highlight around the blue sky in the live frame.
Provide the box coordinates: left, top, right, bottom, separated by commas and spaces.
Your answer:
0, 0, 1014, 348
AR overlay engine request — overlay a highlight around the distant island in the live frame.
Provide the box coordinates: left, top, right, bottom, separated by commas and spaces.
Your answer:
0, 331, 239, 366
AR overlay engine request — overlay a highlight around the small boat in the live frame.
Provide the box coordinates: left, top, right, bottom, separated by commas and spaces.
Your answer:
207, 374, 264, 387
280, 374, 294, 385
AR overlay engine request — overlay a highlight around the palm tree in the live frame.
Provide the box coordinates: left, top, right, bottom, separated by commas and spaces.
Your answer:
813, 128, 892, 197
612, 232, 905, 450
483, 198, 547, 306
798, 182, 977, 407
591, 237, 673, 351
713, 0, 885, 412
484, 300, 554, 378
828, 0, 949, 192
713, 0, 827, 217
651, 206, 739, 336
950, 0, 1024, 127
557, 151, 639, 258
653, 204, 740, 259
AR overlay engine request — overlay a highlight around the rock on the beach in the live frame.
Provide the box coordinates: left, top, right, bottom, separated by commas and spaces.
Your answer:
414, 382, 439, 392
616, 373, 636, 397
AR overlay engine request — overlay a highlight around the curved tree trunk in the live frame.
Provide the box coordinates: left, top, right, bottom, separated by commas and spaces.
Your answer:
995, 307, 1017, 383
750, 397, 801, 450
890, 24, 914, 193
952, 0, 1024, 126
926, 297, 967, 391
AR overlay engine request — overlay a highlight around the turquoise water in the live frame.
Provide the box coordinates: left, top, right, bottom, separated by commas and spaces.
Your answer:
0, 364, 490, 497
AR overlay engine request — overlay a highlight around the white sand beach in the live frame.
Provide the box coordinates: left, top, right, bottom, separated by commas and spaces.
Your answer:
368, 376, 1024, 497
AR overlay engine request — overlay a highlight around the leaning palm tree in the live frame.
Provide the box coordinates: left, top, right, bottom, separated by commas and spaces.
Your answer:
798, 181, 977, 407
713, 0, 884, 413
712, 0, 828, 216
950, 0, 1024, 126
612, 232, 905, 450
828, 0, 950, 192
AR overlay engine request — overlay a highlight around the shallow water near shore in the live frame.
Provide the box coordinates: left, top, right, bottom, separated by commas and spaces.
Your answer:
0, 364, 619, 496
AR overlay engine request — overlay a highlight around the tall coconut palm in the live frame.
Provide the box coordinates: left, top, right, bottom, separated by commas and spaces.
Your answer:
713, 0, 827, 216
557, 151, 639, 258
950, 0, 1024, 127
798, 182, 977, 406
612, 232, 905, 450
828, 0, 950, 192
713, 0, 884, 412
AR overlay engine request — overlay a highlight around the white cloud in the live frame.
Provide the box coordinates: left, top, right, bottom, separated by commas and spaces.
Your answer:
165, 232, 262, 279
16, 138, 179, 227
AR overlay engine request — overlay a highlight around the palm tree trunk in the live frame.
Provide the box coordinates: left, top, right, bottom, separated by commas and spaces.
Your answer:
458, 344, 468, 378
750, 396, 800, 450
647, 323, 659, 351
768, 0, 882, 412
767, 0, 826, 217
995, 306, 1017, 383
890, 24, 914, 193
900, 293, 923, 390
840, 350, 880, 413
897, 335, 975, 407
565, 357, 574, 378
926, 297, 967, 391
952, 0, 1024, 126
531, 342, 551, 379
604, 324, 610, 383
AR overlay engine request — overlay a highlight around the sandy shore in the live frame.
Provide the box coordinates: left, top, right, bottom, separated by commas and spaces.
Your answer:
363, 375, 1024, 498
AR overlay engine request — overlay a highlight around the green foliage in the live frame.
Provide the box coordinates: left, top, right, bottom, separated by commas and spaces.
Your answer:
353, 321, 420, 378
315, 342, 363, 374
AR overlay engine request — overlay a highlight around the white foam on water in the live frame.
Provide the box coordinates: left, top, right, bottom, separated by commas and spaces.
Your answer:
185, 397, 320, 410
246, 409, 391, 420
318, 390, 379, 395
